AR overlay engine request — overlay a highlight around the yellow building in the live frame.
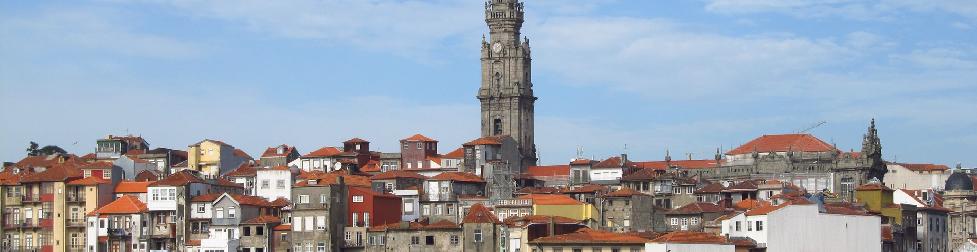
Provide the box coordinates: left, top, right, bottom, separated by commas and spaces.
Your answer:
854, 181, 903, 225
187, 139, 251, 178
518, 194, 598, 224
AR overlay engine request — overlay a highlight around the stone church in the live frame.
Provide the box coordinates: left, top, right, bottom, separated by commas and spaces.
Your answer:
475, 0, 537, 200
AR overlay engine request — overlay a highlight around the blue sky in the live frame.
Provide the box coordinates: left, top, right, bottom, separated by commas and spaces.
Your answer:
1, 0, 975, 167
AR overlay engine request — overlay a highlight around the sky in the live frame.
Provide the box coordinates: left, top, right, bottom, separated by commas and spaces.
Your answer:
1, 0, 975, 167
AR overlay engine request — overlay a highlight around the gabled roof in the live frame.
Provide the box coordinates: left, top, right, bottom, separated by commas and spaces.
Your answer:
727, 134, 835, 155
430, 172, 484, 183
725, 180, 759, 191
530, 228, 648, 244
518, 194, 583, 205
195, 193, 273, 207
605, 187, 647, 197
90, 195, 148, 216
225, 164, 258, 177
516, 187, 561, 194
115, 181, 152, 193
243, 215, 282, 224
402, 134, 436, 142
696, 183, 726, 194
22, 163, 83, 183
261, 145, 297, 158
343, 138, 369, 144
442, 148, 465, 159
15, 154, 82, 168
463, 136, 503, 146
270, 197, 290, 207
525, 165, 570, 177
669, 202, 726, 215
79, 161, 115, 170
67, 176, 110, 186
371, 170, 427, 180
190, 139, 229, 147
650, 231, 728, 244
150, 170, 206, 187
233, 149, 253, 160
303, 147, 343, 158
593, 156, 635, 169
360, 160, 382, 173
462, 203, 500, 224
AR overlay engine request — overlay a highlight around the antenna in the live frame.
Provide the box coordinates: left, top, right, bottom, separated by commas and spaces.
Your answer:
796, 121, 827, 133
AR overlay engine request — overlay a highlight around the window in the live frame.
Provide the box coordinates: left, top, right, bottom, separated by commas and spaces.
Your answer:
299, 195, 309, 204
735, 221, 741, 231
404, 199, 415, 214
281, 233, 288, 241
423, 205, 431, 215
352, 213, 359, 227
681, 218, 688, 226
103, 170, 111, 179
293, 217, 302, 231
435, 204, 443, 215
747, 221, 753, 231
450, 235, 459, 245
316, 216, 325, 230
317, 242, 325, 252
261, 180, 270, 189
474, 229, 483, 243
385, 183, 394, 191
216, 208, 224, 218
425, 235, 435, 245
364, 212, 370, 227
320, 194, 327, 204
670, 218, 677, 225
197, 204, 205, 213
687, 187, 693, 194
353, 196, 364, 203
756, 221, 763, 231
411, 236, 420, 245
277, 180, 287, 189
493, 119, 503, 135
228, 207, 236, 218
416, 143, 423, 149
573, 248, 582, 252
691, 217, 698, 225
244, 227, 252, 236
593, 248, 602, 252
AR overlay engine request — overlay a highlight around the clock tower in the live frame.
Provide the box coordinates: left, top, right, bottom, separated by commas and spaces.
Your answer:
479, 0, 537, 168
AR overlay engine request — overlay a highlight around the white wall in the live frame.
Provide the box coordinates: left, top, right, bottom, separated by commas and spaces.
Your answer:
767, 204, 881, 252
590, 168, 622, 183
190, 202, 213, 220
256, 169, 292, 200
721, 213, 768, 245
147, 186, 178, 211
885, 164, 949, 191
646, 243, 735, 252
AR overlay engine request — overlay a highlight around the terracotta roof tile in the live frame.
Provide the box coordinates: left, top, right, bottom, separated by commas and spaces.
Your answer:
186, 240, 201, 246
650, 231, 728, 244
894, 163, 950, 172
463, 136, 503, 146
605, 187, 647, 197
502, 215, 582, 227
882, 225, 893, 241
525, 165, 570, 177
696, 183, 726, 194
593, 156, 636, 169
360, 160, 382, 173
261, 145, 297, 158
570, 159, 595, 165
115, 181, 152, 193
430, 172, 484, 183
402, 134, 436, 142
343, 138, 369, 144
303, 147, 343, 158
67, 176, 110, 186
225, 164, 258, 177
22, 163, 83, 183
442, 148, 465, 159
727, 134, 835, 155
90, 195, 148, 216
856, 183, 893, 191
733, 199, 771, 210
233, 149, 253, 160
725, 180, 759, 191
243, 215, 282, 224
530, 228, 648, 245
150, 170, 205, 187
371, 170, 427, 180
620, 168, 661, 181
274, 224, 291, 231
79, 162, 115, 170
669, 202, 726, 215
462, 203, 500, 224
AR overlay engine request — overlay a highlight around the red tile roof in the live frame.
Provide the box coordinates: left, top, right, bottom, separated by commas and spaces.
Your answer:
593, 156, 636, 169
744, 203, 791, 216
633, 159, 722, 170
261, 145, 297, 158
115, 181, 152, 193
90, 195, 148, 216
303, 147, 343, 158
570, 159, 595, 165
650, 231, 728, 244
243, 215, 282, 224
895, 163, 950, 172
67, 176, 110, 186
21, 163, 83, 183
273, 224, 291, 231
343, 138, 369, 144
525, 165, 570, 177
430, 172, 484, 183
79, 161, 114, 170
518, 194, 583, 205
150, 170, 206, 187
15, 155, 82, 168
881, 225, 893, 241
233, 149, 253, 160
360, 160, 382, 173
191, 193, 273, 206
186, 240, 201, 246
620, 168, 661, 181
727, 134, 835, 155
733, 199, 771, 210
530, 228, 648, 245
669, 202, 726, 215
442, 148, 465, 159
462, 203, 501, 224
856, 183, 893, 191
402, 134, 436, 142
270, 197, 290, 207
696, 183, 726, 194
605, 187, 647, 197
725, 180, 759, 191
463, 136, 503, 146
226, 164, 258, 177
371, 170, 427, 180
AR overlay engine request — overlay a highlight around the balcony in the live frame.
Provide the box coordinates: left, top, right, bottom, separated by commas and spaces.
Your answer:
108, 228, 132, 237
66, 219, 85, 227
23, 219, 36, 228
66, 194, 86, 202
22, 195, 40, 202
344, 240, 364, 248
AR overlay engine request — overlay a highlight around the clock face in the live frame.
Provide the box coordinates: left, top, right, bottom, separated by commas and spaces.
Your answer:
492, 43, 503, 53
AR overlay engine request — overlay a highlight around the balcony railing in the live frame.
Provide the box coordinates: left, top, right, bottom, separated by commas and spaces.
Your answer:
344, 240, 364, 248
22, 195, 40, 202
66, 194, 86, 202
108, 228, 132, 237
23, 219, 35, 228
66, 219, 85, 227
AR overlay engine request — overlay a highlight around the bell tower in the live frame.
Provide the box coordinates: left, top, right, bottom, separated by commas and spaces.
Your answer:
479, 0, 537, 168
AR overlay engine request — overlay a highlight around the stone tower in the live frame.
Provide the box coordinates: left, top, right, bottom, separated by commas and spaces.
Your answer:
861, 119, 887, 181
479, 0, 537, 168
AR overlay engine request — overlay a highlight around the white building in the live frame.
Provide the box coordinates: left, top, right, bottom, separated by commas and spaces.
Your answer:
645, 231, 736, 252
291, 146, 343, 172
884, 163, 951, 190
85, 195, 149, 252
255, 166, 295, 201
722, 203, 881, 252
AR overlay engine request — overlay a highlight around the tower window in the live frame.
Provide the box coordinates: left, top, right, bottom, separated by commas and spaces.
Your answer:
493, 119, 503, 135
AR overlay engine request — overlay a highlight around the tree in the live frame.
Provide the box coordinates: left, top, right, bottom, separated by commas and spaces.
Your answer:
26, 141, 67, 156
